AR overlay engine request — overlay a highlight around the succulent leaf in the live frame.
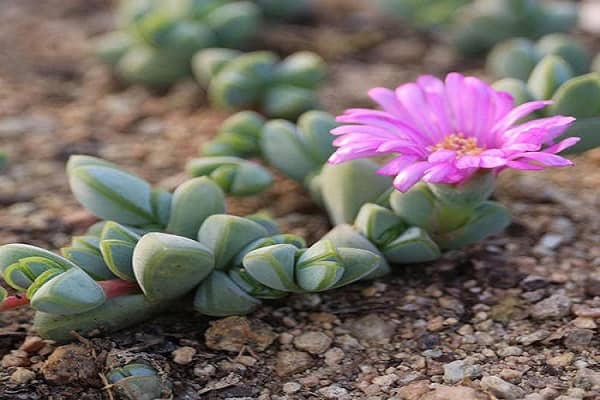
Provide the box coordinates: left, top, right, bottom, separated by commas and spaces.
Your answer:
166, 177, 226, 239
486, 38, 540, 80
256, 0, 312, 19
245, 212, 280, 235
527, 55, 574, 100
197, 215, 269, 270
0, 244, 78, 284
381, 227, 441, 264
329, 247, 380, 289
321, 224, 391, 279
150, 188, 173, 227
68, 156, 156, 226
191, 48, 242, 85
549, 73, 600, 118
94, 31, 135, 66
117, 45, 190, 88
193, 271, 261, 316
101, 221, 141, 243
294, 240, 344, 291
274, 51, 327, 89
100, 240, 137, 281
242, 243, 300, 292
133, 232, 214, 301
29, 268, 106, 315
228, 267, 288, 299
354, 203, 406, 247
61, 247, 116, 281
261, 120, 319, 181
537, 33, 591, 75
186, 156, 273, 196
262, 85, 319, 120
296, 110, 337, 165
557, 118, 600, 154
203, 111, 266, 157
436, 201, 511, 250
318, 159, 393, 225
492, 78, 534, 106
108, 362, 164, 400
205, 1, 261, 48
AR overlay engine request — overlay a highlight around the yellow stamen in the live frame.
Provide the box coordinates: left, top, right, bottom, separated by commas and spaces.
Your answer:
431, 133, 484, 157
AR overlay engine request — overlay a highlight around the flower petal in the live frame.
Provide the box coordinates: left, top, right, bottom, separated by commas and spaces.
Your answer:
393, 162, 431, 192
492, 100, 552, 135
377, 155, 419, 176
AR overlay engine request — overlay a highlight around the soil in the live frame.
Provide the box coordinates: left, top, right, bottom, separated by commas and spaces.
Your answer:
0, 1, 599, 399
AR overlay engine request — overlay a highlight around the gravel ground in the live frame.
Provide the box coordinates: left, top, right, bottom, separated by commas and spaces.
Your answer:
0, 1, 599, 399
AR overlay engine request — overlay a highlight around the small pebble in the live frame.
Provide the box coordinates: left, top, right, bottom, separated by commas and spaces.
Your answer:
10, 367, 36, 384
481, 375, 525, 400
293, 331, 332, 354
19, 336, 45, 354
564, 329, 594, 351
520, 275, 548, 291
547, 352, 574, 367
443, 359, 482, 384
172, 346, 196, 365
519, 330, 550, 346
193, 364, 216, 378
282, 382, 301, 394
324, 347, 344, 366
500, 368, 522, 383
318, 384, 349, 399
275, 351, 313, 377
498, 346, 523, 357
530, 295, 572, 320
348, 314, 395, 344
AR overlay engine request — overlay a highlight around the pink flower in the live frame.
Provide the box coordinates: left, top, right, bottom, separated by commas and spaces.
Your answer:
328, 73, 579, 192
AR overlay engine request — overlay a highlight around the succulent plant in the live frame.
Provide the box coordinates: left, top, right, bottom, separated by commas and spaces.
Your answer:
487, 34, 590, 80
490, 41, 600, 154
107, 361, 167, 400
1, 155, 383, 341
192, 49, 326, 119
94, 0, 262, 88
255, 0, 312, 20
186, 156, 273, 196
451, 0, 578, 56
0, 151, 7, 171
376, 0, 469, 28
201, 106, 514, 256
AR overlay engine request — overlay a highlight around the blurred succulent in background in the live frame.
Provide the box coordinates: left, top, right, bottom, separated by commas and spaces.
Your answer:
186, 156, 273, 196
489, 35, 600, 153
487, 34, 591, 80
451, 0, 578, 56
95, 0, 316, 88
255, 0, 312, 20
0, 151, 7, 171
377, 0, 469, 29
1, 155, 381, 341
94, 0, 262, 88
192, 49, 326, 119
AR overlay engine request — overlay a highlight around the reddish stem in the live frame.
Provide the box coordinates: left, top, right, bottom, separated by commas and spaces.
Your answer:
0, 294, 30, 311
98, 279, 140, 298
0, 280, 140, 312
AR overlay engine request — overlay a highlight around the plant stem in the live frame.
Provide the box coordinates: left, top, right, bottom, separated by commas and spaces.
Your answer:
98, 280, 140, 298
0, 294, 29, 311
0, 280, 140, 312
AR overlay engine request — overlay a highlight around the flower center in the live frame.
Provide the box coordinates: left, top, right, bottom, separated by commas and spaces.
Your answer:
431, 133, 484, 157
